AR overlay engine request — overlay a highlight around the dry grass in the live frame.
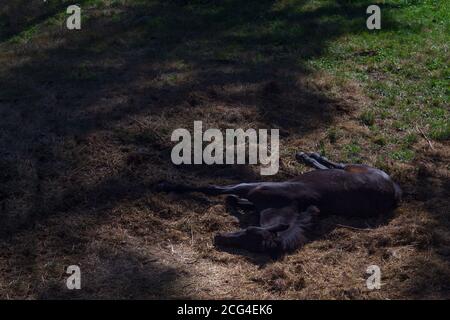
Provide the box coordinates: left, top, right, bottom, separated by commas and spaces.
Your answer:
0, 0, 448, 299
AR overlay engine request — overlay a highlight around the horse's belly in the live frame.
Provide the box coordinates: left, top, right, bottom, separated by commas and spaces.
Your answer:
318, 189, 395, 217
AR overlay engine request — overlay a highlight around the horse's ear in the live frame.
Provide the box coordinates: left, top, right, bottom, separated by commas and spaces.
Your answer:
267, 223, 290, 233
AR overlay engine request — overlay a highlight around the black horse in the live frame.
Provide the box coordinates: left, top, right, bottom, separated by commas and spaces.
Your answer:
157, 152, 402, 256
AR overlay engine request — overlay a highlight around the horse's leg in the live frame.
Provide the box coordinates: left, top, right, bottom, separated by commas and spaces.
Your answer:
214, 206, 319, 256
295, 152, 328, 170
308, 152, 346, 169
274, 205, 319, 254
156, 181, 260, 198
214, 223, 290, 254
225, 195, 255, 210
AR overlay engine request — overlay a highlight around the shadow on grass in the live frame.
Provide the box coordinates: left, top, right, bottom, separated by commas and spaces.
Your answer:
0, 0, 94, 42
0, 0, 413, 298
37, 248, 187, 299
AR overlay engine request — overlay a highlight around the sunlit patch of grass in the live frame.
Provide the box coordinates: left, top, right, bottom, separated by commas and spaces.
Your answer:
429, 119, 450, 141
308, 0, 449, 160
390, 149, 415, 162
343, 142, 362, 163
403, 132, 418, 147
371, 134, 387, 147
360, 110, 375, 126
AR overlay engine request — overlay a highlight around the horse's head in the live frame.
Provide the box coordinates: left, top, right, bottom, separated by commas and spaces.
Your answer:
214, 224, 289, 254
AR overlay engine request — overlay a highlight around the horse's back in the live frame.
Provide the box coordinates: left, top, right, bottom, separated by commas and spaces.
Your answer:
290, 166, 400, 216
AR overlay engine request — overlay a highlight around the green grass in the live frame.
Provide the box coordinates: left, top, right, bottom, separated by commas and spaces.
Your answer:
1, 0, 448, 166
0, 0, 449, 300
308, 0, 449, 161
391, 148, 415, 162
344, 142, 362, 162
360, 110, 376, 126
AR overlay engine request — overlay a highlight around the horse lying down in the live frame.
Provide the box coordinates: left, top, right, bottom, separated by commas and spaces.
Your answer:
158, 152, 402, 257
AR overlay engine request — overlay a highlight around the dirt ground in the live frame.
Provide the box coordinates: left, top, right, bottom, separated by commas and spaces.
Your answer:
0, 1, 449, 299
